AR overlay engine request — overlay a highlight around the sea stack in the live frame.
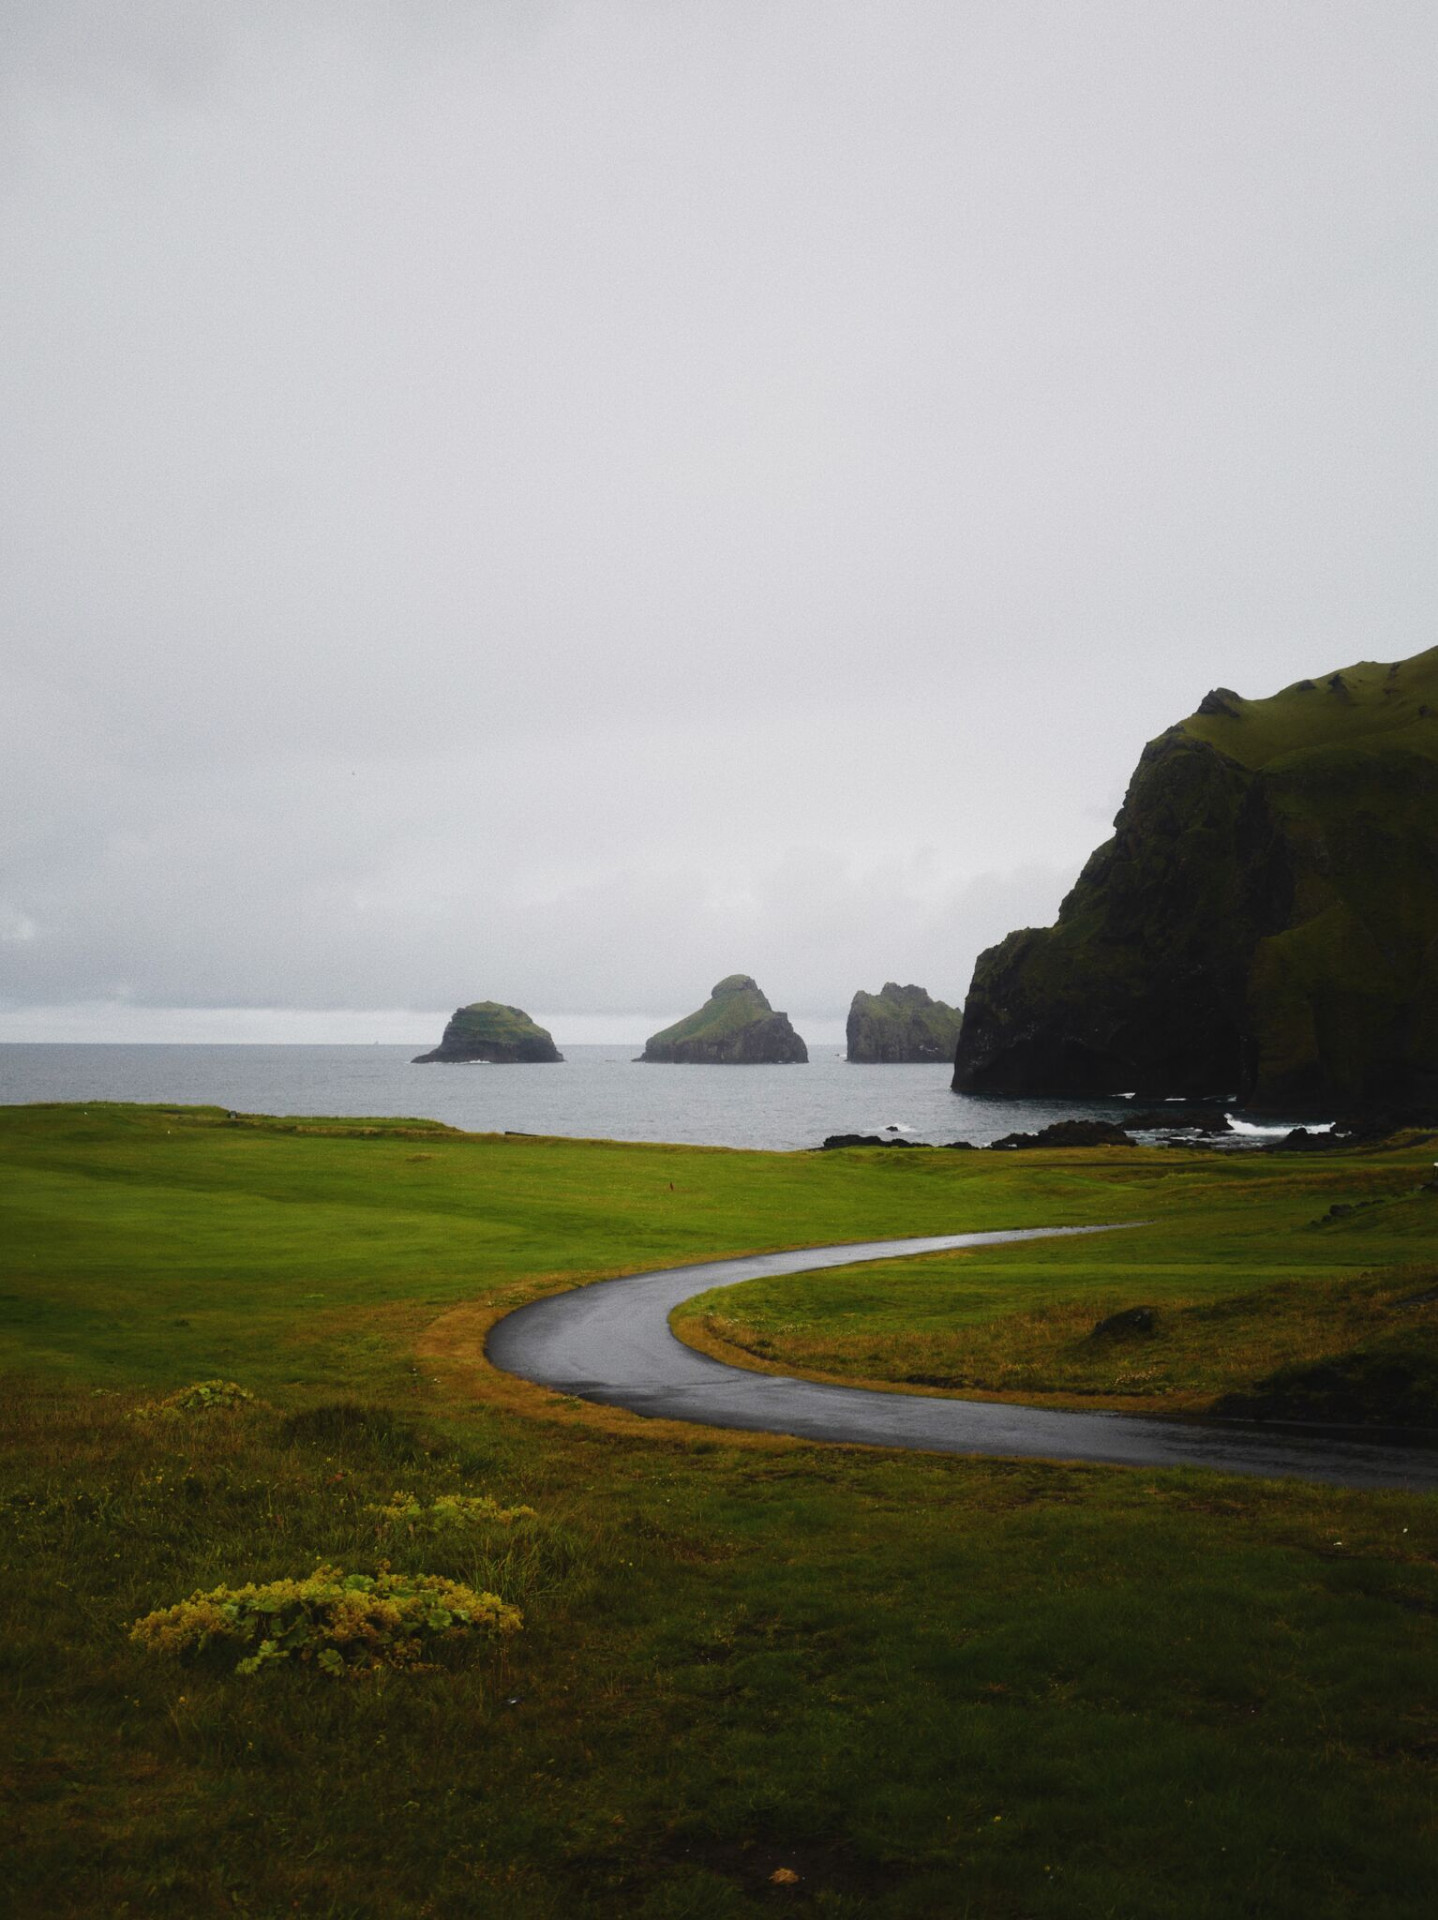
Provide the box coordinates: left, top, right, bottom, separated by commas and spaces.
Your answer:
641, 976, 808, 1064
413, 1002, 562, 1064
846, 983, 963, 1063
951, 646, 1438, 1110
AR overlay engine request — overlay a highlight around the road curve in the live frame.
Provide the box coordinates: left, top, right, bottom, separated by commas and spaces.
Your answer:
486, 1226, 1438, 1490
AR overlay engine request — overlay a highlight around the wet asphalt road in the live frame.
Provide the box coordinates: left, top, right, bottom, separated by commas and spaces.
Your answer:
485, 1227, 1438, 1490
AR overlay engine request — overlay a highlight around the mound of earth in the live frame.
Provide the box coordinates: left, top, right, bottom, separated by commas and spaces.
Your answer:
953, 646, 1438, 1111
642, 976, 808, 1064
846, 983, 963, 1062
1211, 1335, 1438, 1431
413, 1003, 562, 1064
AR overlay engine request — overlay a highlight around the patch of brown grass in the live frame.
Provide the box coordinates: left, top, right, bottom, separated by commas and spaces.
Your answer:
417, 1273, 799, 1453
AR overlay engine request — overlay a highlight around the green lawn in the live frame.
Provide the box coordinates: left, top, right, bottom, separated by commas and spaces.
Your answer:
673, 1143, 1438, 1416
2, 1103, 1436, 1917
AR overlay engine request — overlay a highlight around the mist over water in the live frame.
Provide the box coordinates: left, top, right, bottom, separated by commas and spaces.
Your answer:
0, 1045, 1316, 1152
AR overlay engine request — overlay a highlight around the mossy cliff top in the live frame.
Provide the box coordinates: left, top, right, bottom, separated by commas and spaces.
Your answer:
953, 645, 1438, 1111
1182, 649, 1438, 770
413, 1002, 562, 1064
642, 976, 808, 1064
847, 983, 962, 1063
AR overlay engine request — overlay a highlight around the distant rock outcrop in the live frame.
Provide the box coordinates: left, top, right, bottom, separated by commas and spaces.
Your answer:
989, 1120, 1135, 1151
413, 1003, 562, 1064
642, 976, 808, 1064
846, 983, 962, 1063
952, 646, 1438, 1111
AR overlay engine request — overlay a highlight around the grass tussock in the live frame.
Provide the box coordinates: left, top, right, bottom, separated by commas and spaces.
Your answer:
131, 1377, 266, 1419
131, 1564, 522, 1676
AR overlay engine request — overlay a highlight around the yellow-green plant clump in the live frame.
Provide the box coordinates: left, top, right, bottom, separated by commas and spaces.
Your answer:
131, 1564, 521, 1675
131, 1378, 262, 1419
370, 1490, 537, 1531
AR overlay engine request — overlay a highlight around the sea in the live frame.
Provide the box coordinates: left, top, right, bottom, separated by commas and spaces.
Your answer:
0, 1043, 1311, 1152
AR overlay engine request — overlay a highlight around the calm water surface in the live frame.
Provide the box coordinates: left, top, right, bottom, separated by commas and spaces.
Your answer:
0, 1042, 1238, 1152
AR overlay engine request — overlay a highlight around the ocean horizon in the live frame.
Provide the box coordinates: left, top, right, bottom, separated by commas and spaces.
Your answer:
0, 1042, 1311, 1153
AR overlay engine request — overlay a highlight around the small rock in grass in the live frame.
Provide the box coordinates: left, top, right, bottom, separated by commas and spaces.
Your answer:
1089, 1305, 1159, 1340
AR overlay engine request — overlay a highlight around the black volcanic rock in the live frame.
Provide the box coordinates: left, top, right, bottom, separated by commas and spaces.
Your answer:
846, 982, 963, 1062
989, 1120, 1135, 1151
819, 1132, 924, 1149
953, 646, 1438, 1111
413, 1002, 562, 1064
642, 976, 808, 1064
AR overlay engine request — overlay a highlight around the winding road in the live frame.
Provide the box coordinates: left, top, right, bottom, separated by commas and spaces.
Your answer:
486, 1226, 1438, 1489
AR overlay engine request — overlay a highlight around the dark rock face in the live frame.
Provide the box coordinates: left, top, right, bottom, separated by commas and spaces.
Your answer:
413, 1002, 562, 1064
642, 975, 808, 1064
846, 983, 963, 1063
953, 647, 1438, 1111
989, 1120, 1135, 1151
1267, 1127, 1334, 1153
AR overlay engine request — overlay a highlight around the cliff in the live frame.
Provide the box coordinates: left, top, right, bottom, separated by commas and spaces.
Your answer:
642, 975, 808, 1064
413, 1002, 562, 1064
952, 646, 1438, 1110
847, 983, 962, 1062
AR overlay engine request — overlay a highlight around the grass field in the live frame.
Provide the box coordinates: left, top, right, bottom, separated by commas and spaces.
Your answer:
3, 1102, 1437, 1917
674, 1143, 1438, 1420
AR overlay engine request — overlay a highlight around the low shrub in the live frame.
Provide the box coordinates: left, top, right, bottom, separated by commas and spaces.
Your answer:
130, 1563, 521, 1675
131, 1379, 261, 1419
369, 1490, 537, 1531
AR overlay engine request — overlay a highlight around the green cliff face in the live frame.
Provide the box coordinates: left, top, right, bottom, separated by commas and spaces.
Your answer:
642, 975, 808, 1064
413, 1002, 562, 1064
847, 983, 962, 1063
952, 647, 1438, 1111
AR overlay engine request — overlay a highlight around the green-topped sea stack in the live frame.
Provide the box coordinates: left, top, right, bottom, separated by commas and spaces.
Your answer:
413, 1002, 562, 1064
847, 983, 962, 1062
642, 975, 808, 1064
952, 646, 1438, 1111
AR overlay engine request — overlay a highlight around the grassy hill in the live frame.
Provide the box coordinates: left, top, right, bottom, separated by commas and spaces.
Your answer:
1183, 647, 1438, 770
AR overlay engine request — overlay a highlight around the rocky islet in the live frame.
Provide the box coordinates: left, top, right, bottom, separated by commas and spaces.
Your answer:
413, 1002, 563, 1064
846, 983, 963, 1062
641, 976, 808, 1064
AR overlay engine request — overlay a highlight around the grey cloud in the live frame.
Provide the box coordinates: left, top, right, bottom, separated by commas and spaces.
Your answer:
2, 4, 1434, 1027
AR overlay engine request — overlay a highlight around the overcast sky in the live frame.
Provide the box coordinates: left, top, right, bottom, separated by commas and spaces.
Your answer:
2, 1, 1434, 1042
